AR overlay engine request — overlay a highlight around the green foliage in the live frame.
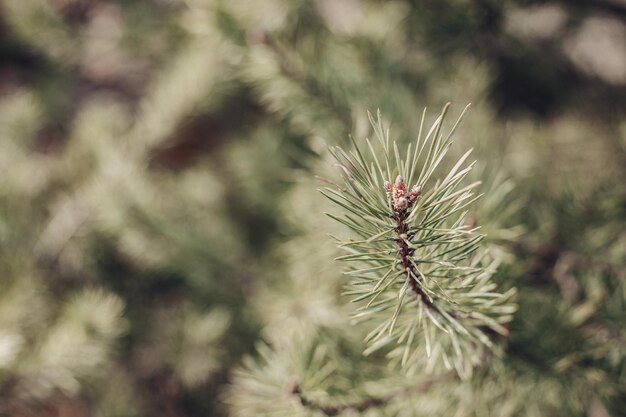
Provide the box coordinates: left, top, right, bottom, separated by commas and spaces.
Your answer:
0, 0, 625, 416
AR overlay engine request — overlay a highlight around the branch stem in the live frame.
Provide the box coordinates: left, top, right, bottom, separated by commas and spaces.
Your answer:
288, 373, 454, 416
393, 209, 435, 308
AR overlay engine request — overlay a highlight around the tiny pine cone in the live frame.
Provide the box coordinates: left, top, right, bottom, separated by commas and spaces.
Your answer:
394, 197, 408, 210
392, 175, 407, 202
408, 185, 421, 204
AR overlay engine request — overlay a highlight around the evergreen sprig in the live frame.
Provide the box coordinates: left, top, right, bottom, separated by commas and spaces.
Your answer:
323, 106, 517, 377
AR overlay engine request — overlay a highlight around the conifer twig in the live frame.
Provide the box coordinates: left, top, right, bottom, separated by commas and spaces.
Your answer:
324, 108, 517, 375
388, 175, 434, 308
287, 372, 455, 416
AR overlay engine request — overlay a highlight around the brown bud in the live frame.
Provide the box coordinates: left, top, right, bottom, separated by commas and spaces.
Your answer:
408, 185, 421, 204
393, 176, 407, 200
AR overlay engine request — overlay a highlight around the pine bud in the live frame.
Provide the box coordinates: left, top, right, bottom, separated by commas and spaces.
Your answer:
408, 185, 421, 204
395, 196, 408, 210
392, 175, 407, 202
384, 176, 420, 212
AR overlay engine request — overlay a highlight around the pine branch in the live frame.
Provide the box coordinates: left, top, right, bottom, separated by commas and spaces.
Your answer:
323, 107, 517, 377
288, 381, 387, 416
287, 372, 454, 416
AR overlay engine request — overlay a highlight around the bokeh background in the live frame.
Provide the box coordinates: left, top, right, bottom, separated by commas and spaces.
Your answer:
0, 1, 625, 416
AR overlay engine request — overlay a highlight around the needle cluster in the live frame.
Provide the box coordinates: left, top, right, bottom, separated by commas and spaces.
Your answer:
323, 106, 517, 377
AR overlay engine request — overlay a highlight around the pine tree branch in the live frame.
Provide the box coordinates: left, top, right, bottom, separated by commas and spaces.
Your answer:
288, 382, 387, 416
287, 372, 454, 416
261, 35, 353, 131
324, 108, 517, 375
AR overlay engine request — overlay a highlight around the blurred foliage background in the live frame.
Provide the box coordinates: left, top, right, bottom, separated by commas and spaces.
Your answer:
0, 0, 624, 416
